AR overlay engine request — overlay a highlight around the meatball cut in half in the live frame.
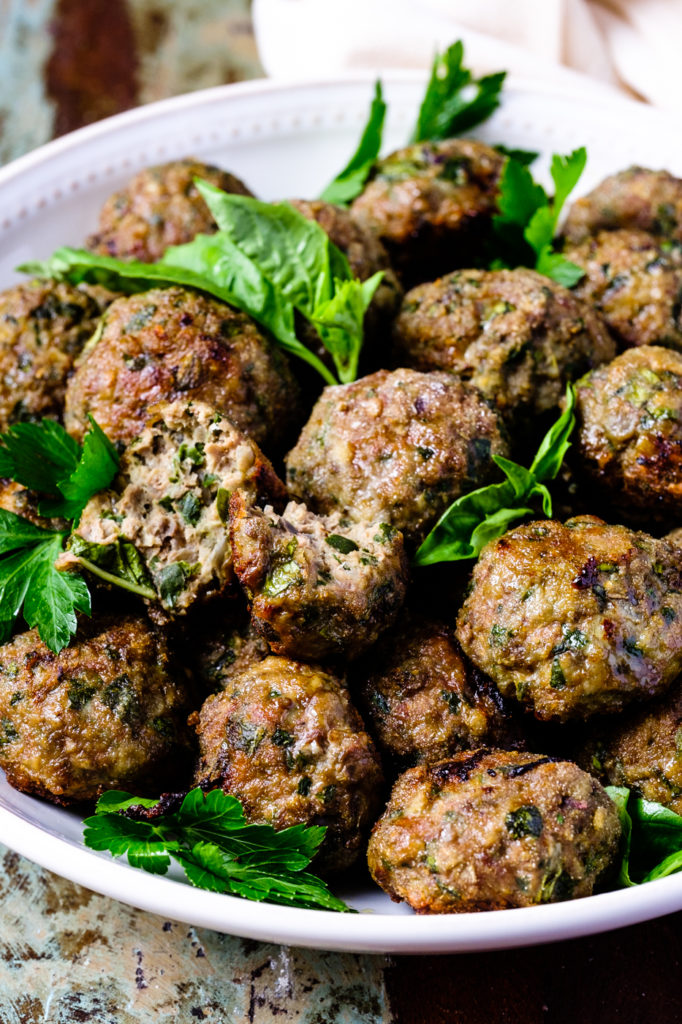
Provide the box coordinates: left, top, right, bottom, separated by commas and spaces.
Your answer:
351, 139, 504, 284
87, 158, 253, 263
229, 494, 408, 662
457, 516, 682, 722
63, 286, 300, 450
563, 166, 682, 245
564, 229, 682, 350
73, 400, 286, 617
286, 368, 507, 548
192, 656, 383, 872
367, 749, 621, 913
0, 615, 190, 805
355, 613, 524, 768
575, 346, 682, 522
0, 279, 114, 429
393, 268, 615, 425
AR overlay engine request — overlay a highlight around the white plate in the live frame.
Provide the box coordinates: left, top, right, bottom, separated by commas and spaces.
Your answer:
1, 73, 682, 954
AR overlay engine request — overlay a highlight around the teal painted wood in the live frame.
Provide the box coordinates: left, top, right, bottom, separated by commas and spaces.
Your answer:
0, 0, 58, 166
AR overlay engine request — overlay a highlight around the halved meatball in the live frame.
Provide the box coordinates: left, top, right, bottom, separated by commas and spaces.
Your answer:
63, 286, 300, 451
286, 368, 507, 547
0, 615, 191, 805
87, 158, 253, 263
351, 139, 504, 284
393, 268, 614, 424
563, 166, 682, 245
457, 516, 682, 722
564, 229, 682, 350
367, 749, 620, 913
192, 656, 383, 872
229, 494, 408, 662
575, 346, 682, 522
0, 280, 113, 429
72, 400, 286, 617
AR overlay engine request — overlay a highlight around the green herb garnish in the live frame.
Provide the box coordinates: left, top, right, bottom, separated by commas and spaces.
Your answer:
83, 787, 350, 912
606, 787, 682, 886
320, 80, 386, 205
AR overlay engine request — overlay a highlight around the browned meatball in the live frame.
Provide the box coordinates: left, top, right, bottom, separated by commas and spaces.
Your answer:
580, 680, 682, 814
565, 229, 682, 350
192, 656, 383, 872
393, 268, 615, 424
457, 516, 682, 722
355, 613, 524, 768
229, 494, 408, 662
63, 286, 300, 451
0, 479, 66, 531
367, 749, 620, 913
575, 346, 682, 522
563, 167, 682, 245
351, 139, 504, 284
87, 158, 253, 263
286, 368, 507, 548
667, 527, 682, 548
0, 615, 191, 805
0, 280, 114, 429
73, 400, 286, 617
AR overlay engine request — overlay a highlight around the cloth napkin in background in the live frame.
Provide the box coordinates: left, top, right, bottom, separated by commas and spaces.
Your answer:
252, 0, 682, 112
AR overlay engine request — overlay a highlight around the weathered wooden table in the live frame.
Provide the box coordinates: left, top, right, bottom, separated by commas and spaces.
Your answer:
1, 3, 681, 1021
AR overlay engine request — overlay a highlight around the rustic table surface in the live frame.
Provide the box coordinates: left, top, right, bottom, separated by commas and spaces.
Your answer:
1, 2, 681, 1021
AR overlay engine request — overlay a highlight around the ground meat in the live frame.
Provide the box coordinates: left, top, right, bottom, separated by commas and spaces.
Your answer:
186, 602, 270, 692
563, 167, 682, 245
367, 748, 620, 913
0, 280, 114, 429
354, 612, 525, 769
0, 615, 191, 805
63, 286, 300, 452
351, 139, 505, 285
575, 346, 682, 522
564, 229, 682, 350
579, 680, 682, 814
229, 494, 408, 662
667, 527, 682, 548
393, 268, 615, 424
457, 516, 682, 722
86, 158, 253, 263
285, 368, 507, 548
73, 400, 286, 617
192, 656, 383, 872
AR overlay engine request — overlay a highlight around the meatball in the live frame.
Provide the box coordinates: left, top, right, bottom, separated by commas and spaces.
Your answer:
351, 139, 504, 284
580, 680, 682, 814
0, 615, 191, 805
575, 346, 682, 522
187, 603, 270, 692
563, 166, 682, 245
367, 749, 620, 913
192, 656, 383, 872
457, 516, 682, 722
87, 158, 253, 263
393, 268, 615, 424
73, 400, 286, 617
229, 494, 408, 662
63, 286, 300, 451
285, 368, 507, 547
355, 613, 524, 768
564, 229, 682, 350
0, 479, 66, 531
667, 527, 682, 548
0, 280, 113, 429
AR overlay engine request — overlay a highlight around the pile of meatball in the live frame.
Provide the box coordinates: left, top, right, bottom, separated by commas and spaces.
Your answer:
2, 143, 682, 914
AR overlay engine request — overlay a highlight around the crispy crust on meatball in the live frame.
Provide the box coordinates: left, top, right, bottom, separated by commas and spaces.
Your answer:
229, 494, 408, 662
87, 158, 253, 263
563, 167, 682, 245
0, 615, 191, 805
192, 656, 383, 871
63, 286, 300, 450
457, 516, 682, 722
575, 346, 682, 522
285, 368, 508, 547
393, 268, 615, 423
565, 229, 682, 350
367, 748, 620, 913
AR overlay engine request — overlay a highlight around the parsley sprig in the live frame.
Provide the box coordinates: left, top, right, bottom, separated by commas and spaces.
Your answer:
84, 787, 351, 912
607, 787, 682, 886
320, 81, 387, 205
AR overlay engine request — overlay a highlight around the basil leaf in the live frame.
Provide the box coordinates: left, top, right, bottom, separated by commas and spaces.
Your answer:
320, 80, 386, 205
605, 786, 634, 887
529, 384, 576, 481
